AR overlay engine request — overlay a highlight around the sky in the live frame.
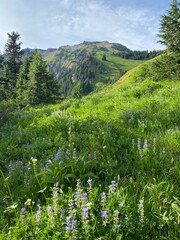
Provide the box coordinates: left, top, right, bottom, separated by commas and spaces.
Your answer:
0, 0, 173, 51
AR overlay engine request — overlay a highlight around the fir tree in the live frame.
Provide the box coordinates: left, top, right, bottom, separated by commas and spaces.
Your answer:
16, 58, 30, 107
4, 32, 23, 97
27, 51, 58, 105
158, 0, 180, 53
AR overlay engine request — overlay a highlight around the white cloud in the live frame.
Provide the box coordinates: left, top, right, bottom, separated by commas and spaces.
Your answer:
0, 0, 163, 51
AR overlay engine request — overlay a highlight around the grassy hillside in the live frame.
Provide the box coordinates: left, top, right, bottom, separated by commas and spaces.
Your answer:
0, 58, 180, 239
24, 42, 146, 96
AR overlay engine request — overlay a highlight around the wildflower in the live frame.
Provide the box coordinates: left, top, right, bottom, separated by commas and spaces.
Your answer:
137, 138, 142, 158
20, 208, 26, 214
86, 202, 92, 209
101, 210, 108, 226
73, 148, 76, 159
68, 199, 76, 218
82, 207, 89, 232
66, 216, 71, 233
82, 192, 88, 202
82, 207, 89, 219
66, 217, 78, 239
88, 153, 91, 160
113, 210, 120, 231
25, 198, 34, 207
108, 180, 118, 195
74, 191, 82, 207
125, 216, 130, 223
119, 202, 125, 208
35, 204, 42, 225
87, 177, 92, 193
138, 199, 144, 224
76, 179, 82, 194
31, 157, 37, 165
8, 160, 14, 174
20, 208, 26, 223
53, 148, 62, 161
53, 182, 59, 215
143, 139, 148, 151
101, 192, 107, 208
47, 205, 55, 228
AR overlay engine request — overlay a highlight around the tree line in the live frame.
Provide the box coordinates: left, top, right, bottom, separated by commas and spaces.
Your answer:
0, 32, 59, 107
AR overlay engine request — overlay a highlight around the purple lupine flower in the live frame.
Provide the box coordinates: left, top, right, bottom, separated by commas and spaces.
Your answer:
66, 216, 71, 233
82, 192, 88, 201
53, 148, 62, 161
82, 206, 89, 232
82, 207, 89, 219
20, 208, 26, 223
71, 219, 77, 230
101, 210, 108, 226
20, 208, 26, 214
108, 180, 118, 195
101, 192, 107, 208
66, 217, 78, 239
87, 177, 92, 193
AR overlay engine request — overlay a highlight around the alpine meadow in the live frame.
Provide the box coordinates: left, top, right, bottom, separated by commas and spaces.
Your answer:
0, 0, 179, 239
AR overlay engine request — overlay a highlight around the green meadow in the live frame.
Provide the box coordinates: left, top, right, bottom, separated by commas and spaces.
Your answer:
0, 57, 179, 239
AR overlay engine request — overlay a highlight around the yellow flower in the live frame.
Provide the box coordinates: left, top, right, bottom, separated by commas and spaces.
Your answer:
31, 157, 37, 165
25, 198, 33, 206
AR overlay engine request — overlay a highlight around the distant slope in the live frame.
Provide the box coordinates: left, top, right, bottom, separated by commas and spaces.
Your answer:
23, 42, 147, 96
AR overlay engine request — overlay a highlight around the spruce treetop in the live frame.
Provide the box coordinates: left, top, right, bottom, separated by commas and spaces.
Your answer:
158, 0, 180, 53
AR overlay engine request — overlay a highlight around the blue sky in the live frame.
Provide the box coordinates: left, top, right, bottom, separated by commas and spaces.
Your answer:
0, 0, 172, 51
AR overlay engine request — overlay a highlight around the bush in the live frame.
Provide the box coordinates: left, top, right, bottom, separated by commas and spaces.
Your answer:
0, 101, 16, 126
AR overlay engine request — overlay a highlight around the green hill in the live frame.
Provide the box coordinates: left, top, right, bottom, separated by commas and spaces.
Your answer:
23, 41, 161, 97
0, 57, 179, 239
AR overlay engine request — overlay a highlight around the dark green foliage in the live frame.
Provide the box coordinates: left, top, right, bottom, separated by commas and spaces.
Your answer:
102, 54, 107, 61
117, 50, 163, 60
4, 32, 23, 97
27, 51, 58, 105
0, 101, 16, 126
16, 58, 30, 107
151, 53, 180, 80
158, 0, 180, 54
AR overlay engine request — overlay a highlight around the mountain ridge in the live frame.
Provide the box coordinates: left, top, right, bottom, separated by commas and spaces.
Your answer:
22, 41, 161, 97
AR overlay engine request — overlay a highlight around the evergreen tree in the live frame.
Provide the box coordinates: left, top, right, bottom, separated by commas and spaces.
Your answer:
158, 0, 180, 53
16, 58, 30, 107
4, 32, 23, 97
27, 51, 58, 105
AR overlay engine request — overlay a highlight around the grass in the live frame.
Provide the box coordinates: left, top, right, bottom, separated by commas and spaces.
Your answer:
0, 57, 179, 239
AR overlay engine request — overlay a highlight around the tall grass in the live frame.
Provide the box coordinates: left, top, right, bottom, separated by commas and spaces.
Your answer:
0, 58, 179, 239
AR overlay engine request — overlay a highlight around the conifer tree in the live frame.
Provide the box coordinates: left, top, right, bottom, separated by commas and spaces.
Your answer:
16, 58, 30, 107
158, 0, 180, 53
27, 51, 58, 105
4, 32, 23, 97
